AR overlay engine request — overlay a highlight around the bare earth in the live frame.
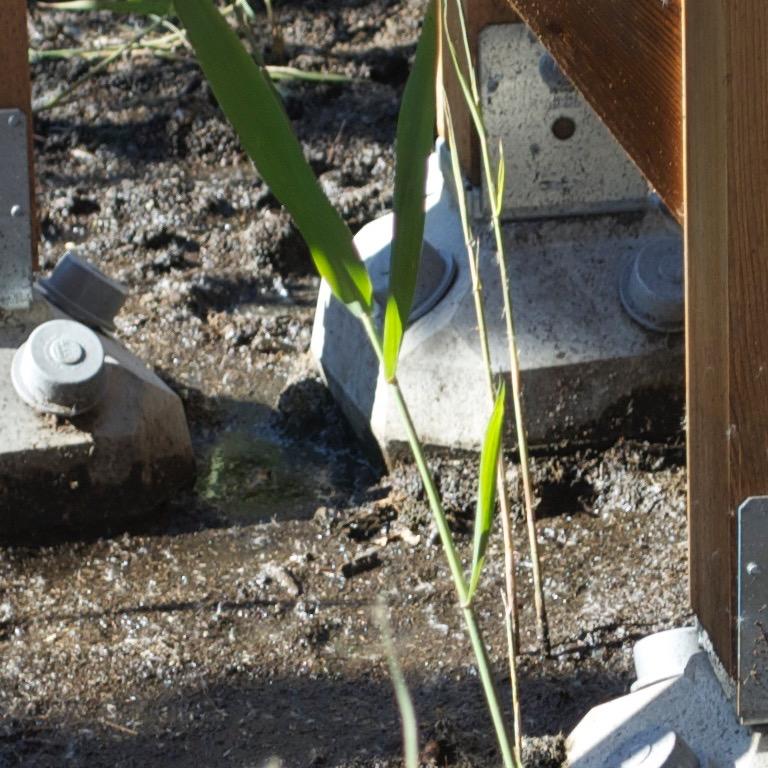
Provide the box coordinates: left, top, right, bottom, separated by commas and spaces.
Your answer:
0, 4, 689, 766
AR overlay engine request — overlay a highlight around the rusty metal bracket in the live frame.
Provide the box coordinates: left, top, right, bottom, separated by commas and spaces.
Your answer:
737, 496, 768, 724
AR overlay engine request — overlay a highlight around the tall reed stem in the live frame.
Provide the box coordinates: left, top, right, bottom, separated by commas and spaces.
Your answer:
442, 96, 523, 761
360, 314, 518, 768
478, 133, 550, 656
444, 0, 551, 654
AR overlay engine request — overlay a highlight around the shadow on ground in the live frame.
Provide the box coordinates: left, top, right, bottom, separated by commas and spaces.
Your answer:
0, 664, 627, 767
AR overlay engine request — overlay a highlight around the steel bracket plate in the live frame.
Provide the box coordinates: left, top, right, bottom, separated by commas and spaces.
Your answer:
0, 109, 32, 310
478, 25, 649, 220
737, 496, 768, 723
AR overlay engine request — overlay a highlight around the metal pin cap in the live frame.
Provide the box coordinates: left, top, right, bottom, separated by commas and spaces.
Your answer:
11, 319, 106, 416
620, 238, 684, 333
37, 251, 128, 332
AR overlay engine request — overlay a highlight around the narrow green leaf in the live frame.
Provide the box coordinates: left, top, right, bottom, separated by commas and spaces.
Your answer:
39, 0, 173, 12
383, 297, 404, 380
382, 0, 437, 381
494, 141, 505, 217
467, 381, 506, 604
374, 603, 419, 768
174, 0, 373, 312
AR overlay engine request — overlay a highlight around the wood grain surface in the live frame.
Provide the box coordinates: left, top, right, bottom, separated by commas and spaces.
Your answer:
685, 0, 768, 674
683, 0, 731, 671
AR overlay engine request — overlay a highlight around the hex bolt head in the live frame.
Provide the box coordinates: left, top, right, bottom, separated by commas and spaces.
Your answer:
11, 319, 106, 416
747, 561, 761, 575
619, 237, 684, 333
10, 204, 22, 218
7, 112, 20, 128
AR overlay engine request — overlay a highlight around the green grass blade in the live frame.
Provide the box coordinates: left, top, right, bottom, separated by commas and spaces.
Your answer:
374, 603, 419, 768
451, 0, 479, 106
382, 0, 437, 380
237, 0, 256, 19
383, 297, 404, 381
442, 0, 484, 137
265, 66, 356, 84
494, 140, 505, 217
174, 0, 373, 312
40, 0, 173, 12
467, 381, 506, 603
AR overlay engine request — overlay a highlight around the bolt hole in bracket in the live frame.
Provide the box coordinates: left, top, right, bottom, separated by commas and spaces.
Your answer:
551, 116, 576, 141
0, 108, 33, 310
738, 496, 768, 724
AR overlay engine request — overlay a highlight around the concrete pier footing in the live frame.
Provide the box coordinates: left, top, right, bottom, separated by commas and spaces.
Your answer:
0, 296, 194, 538
568, 628, 768, 768
311, 152, 683, 465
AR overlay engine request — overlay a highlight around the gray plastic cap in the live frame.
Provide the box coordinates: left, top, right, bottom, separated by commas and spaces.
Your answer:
11, 319, 106, 416
632, 627, 701, 692
37, 251, 128, 332
619, 238, 684, 333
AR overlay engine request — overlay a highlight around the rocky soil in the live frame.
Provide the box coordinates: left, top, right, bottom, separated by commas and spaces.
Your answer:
0, 3, 690, 766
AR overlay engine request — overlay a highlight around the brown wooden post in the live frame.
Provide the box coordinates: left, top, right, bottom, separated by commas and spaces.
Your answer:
0, 0, 37, 269
684, 0, 768, 677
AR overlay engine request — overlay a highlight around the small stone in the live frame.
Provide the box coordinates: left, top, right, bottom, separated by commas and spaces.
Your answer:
259, 563, 301, 597
341, 548, 381, 579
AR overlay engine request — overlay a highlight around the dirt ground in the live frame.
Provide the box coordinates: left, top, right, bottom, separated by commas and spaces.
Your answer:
0, 3, 689, 765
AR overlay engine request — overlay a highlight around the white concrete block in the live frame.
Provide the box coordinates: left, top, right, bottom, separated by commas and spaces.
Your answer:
0, 297, 194, 537
568, 653, 768, 768
311, 154, 683, 464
